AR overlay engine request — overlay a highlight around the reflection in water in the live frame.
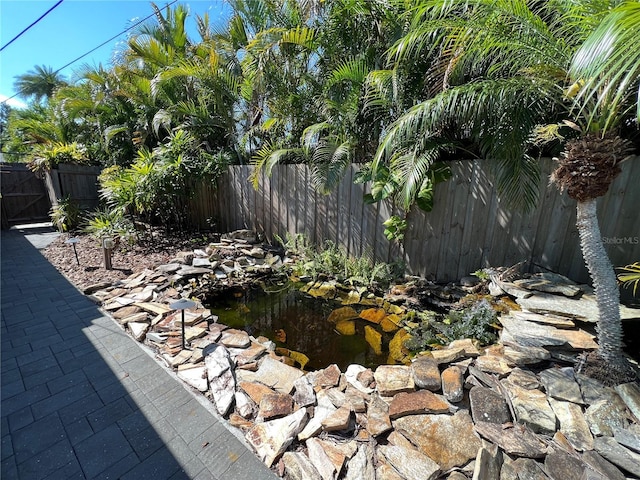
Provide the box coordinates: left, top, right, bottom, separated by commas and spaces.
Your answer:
206, 283, 390, 371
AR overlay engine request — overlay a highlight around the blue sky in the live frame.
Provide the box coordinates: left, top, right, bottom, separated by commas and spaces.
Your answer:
0, 0, 230, 108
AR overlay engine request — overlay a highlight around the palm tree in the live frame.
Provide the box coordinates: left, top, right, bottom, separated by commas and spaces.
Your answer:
373, 0, 638, 380
14, 65, 67, 103
550, 2, 640, 379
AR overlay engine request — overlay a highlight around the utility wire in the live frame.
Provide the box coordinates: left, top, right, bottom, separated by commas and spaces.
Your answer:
1, 0, 178, 105
0, 0, 65, 52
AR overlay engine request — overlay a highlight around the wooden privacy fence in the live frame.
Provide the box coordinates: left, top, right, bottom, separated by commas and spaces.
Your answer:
190, 158, 640, 284
43, 164, 102, 211
0, 163, 50, 228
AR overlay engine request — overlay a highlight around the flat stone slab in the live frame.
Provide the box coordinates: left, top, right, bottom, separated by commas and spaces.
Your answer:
474, 421, 547, 458
378, 444, 441, 480
500, 315, 597, 350
515, 291, 640, 322
393, 411, 481, 471
594, 436, 640, 477
374, 365, 415, 396
244, 356, 304, 395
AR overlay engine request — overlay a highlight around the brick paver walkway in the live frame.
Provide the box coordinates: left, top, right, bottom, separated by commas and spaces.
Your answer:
1, 226, 277, 480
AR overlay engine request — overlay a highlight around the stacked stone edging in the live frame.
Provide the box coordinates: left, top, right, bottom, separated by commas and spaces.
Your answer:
87, 233, 640, 480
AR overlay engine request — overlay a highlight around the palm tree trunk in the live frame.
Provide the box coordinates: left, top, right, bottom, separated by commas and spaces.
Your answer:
576, 199, 624, 365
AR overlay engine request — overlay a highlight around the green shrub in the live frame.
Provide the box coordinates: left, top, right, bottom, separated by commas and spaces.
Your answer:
83, 208, 136, 244
50, 196, 81, 232
404, 299, 499, 352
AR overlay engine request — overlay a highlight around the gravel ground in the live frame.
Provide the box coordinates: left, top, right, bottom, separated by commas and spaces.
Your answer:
42, 231, 218, 291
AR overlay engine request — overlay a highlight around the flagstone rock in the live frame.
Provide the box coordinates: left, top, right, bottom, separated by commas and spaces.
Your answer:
366, 393, 392, 437
472, 443, 502, 480
513, 273, 581, 297
134, 301, 172, 315
258, 392, 293, 420
581, 450, 627, 480
543, 450, 589, 480
615, 382, 640, 421
614, 424, 640, 453
584, 398, 631, 437
343, 444, 375, 480
503, 343, 551, 365
234, 342, 267, 366
128, 321, 149, 341
246, 408, 308, 467
192, 257, 211, 267
206, 346, 235, 416
239, 381, 277, 405
540, 368, 583, 404
112, 305, 141, 319
235, 390, 255, 418
177, 365, 208, 392
469, 386, 511, 424
376, 464, 405, 480
374, 365, 414, 396
474, 354, 512, 376
500, 315, 597, 350
344, 385, 367, 413
548, 398, 593, 451
378, 444, 441, 480
507, 368, 541, 389
322, 405, 352, 432
220, 329, 251, 348
326, 388, 346, 408
393, 411, 482, 471
314, 364, 342, 388
282, 451, 322, 480
515, 290, 639, 322
388, 390, 450, 419
167, 349, 192, 367
184, 326, 207, 343
510, 310, 576, 328
411, 355, 441, 391
501, 380, 557, 434
514, 457, 552, 479
242, 356, 304, 394
293, 375, 316, 407
306, 438, 338, 480
594, 435, 640, 477
474, 421, 547, 458
298, 390, 338, 441
344, 364, 374, 394
430, 346, 465, 364
442, 366, 464, 402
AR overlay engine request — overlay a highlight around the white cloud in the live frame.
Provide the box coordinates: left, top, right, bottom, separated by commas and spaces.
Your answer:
0, 94, 27, 110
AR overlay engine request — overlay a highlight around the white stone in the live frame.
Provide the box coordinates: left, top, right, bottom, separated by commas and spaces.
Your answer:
246, 408, 307, 467
177, 365, 208, 392
378, 444, 440, 480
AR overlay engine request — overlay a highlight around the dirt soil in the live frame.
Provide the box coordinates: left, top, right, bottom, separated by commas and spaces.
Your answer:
42, 231, 218, 292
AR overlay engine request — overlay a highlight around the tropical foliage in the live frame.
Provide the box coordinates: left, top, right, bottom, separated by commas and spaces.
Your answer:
2, 1, 638, 374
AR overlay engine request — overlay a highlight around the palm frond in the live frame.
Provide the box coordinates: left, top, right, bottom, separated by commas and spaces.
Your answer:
570, 2, 640, 132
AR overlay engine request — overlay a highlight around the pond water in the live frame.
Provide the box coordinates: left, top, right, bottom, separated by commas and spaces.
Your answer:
205, 282, 391, 371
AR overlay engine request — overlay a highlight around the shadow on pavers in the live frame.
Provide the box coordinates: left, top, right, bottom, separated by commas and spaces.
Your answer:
1, 229, 270, 480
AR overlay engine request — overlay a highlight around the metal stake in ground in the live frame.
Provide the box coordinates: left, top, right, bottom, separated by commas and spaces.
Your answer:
65, 237, 80, 265
169, 299, 196, 349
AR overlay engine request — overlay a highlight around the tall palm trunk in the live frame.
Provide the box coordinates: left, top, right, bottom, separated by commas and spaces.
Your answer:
576, 199, 624, 366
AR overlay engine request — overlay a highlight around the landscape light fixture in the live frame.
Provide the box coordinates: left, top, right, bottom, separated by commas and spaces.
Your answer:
102, 237, 115, 270
65, 237, 80, 265
169, 298, 196, 349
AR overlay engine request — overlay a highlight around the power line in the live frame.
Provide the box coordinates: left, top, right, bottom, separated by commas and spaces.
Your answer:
0, 0, 65, 52
1, 0, 179, 105
52, 0, 179, 74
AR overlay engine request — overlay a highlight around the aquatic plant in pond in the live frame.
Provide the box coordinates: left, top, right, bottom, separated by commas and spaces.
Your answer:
404, 299, 499, 352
